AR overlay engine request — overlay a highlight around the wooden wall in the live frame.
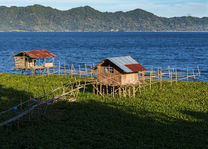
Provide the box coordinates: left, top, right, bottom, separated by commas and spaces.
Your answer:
97, 65, 139, 86
14, 56, 36, 69
97, 65, 122, 86
121, 73, 138, 85
14, 56, 26, 69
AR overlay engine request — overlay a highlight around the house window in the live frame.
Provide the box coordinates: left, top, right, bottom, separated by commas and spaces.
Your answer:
104, 67, 114, 73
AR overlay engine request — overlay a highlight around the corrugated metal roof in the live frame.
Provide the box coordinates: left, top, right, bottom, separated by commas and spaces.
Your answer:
13, 50, 56, 58
106, 56, 145, 73
125, 64, 147, 72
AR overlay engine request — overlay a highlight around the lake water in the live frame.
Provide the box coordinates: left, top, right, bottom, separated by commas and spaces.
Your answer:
0, 32, 207, 81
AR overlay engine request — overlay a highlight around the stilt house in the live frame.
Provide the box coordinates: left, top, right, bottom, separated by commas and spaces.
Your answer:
94, 56, 147, 86
13, 50, 56, 70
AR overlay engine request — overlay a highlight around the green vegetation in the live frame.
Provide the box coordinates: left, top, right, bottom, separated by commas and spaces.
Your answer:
0, 73, 208, 148
0, 4, 208, 32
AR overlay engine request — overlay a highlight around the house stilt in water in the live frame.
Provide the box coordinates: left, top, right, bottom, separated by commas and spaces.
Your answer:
94, 56, 147, 86
13, 50, 56, 74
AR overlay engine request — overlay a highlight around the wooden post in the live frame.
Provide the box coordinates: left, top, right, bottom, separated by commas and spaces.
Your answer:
128, 87, 131, 97
123, 87, 126, 98
139, 81, 141, 95
168, 66, 170, 81
47, 67, 49, 75
53, 57, 55, 74
96, 83, 98, 95
106, 85, 109, 96
39, 58, 41, 75
133, 86, 135, 97
150, 71, 152, 90
79, 65, 81, 77
100, 84, 102, 95
175, 68, 178, 84
197, 65, 201, 79
113, 86, 115, 97
64, 62, 66, 75
85, 64, 87, 76
71, 64, 74, 77
187, 65, 189, 81
59, 61, 61, 75
160, 69, 162, 89
103, 87, 105, 96
119, 87, 121, 98
93, 84, 95, 94
193, 69, 196, 79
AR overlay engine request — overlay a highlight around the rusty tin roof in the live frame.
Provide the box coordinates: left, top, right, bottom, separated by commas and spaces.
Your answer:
13, 50, 56, 58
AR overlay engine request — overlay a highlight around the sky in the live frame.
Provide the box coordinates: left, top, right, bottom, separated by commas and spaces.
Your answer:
0, 0, 207, 18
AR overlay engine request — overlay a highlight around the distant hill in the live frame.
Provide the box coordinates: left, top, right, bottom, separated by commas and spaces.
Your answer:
0, 4, 207, 32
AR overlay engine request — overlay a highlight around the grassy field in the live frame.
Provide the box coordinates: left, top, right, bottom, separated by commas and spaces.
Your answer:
0, 73, 208, 148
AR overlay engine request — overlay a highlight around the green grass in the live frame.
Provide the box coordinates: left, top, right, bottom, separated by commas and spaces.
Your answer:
0, 73, 208, 148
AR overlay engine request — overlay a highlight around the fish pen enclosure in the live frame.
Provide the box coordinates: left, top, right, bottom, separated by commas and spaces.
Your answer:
0, 61, 201, 128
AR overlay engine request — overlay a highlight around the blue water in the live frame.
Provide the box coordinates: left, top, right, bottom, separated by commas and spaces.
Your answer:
0, 32, 207, 81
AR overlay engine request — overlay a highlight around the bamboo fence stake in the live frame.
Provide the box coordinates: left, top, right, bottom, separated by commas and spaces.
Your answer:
128, 87, 131, 97
150, 71, 152, 90
193, 69, 195, 79
119, 87, 121, 98
64, 62, 66, 75
175, 69, 178, 84
59, 61, 61, 75
168, 66, 170, 81
187, 65, 189, 81
197, 65, 200, 80
79, 65, 81, 77
133, 86, 135, 97
139, 82, 141, 95
160, 69, 162, 89
96, 83, 98, 95
113, 86, 115, 97
106, 85, 109, 96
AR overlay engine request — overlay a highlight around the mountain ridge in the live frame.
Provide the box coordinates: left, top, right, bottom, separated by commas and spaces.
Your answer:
0, 4, 207, 32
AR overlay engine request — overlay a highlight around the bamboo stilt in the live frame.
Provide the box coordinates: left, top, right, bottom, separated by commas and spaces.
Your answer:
133, 86, 135, 97
113, 86, 115, 97
128, 87, 131, 97
160, 69, 162, 89
187, 65, 189, 81
119, 87, 121, 98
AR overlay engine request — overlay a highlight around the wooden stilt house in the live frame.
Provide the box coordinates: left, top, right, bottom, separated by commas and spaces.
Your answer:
94, 56, 147, 86
13, 50, 56, 71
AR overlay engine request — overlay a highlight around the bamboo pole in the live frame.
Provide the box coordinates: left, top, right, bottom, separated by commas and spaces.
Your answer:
96, 83, 98, 95
168, 66, 170, 81
175, 68, 178, 84
106, 85, 109, 96
193, 69, 196, 79
119, 87, 121, 98
160, 69, 162, 89
128, 87, 131, 97
150, 71, 152, 90
197, 65, 201, 78
187, 65, 189, 81
79, 65, 81, 77
59, 61, 61, 75
113, 86, 115, 97
64, 62, 66, 75
133, 86, 135, 97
